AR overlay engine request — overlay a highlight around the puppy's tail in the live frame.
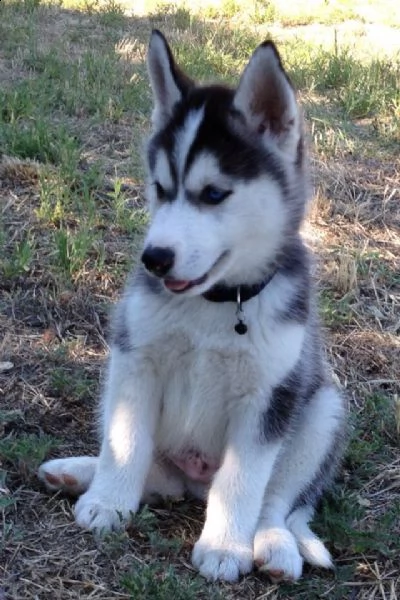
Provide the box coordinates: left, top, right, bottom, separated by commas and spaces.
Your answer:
287, 506, 333, 569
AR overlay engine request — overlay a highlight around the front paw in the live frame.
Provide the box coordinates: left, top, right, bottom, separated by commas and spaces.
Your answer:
74, 489, 138, 532
254, 527, 303, 582
192, 536, 253, 582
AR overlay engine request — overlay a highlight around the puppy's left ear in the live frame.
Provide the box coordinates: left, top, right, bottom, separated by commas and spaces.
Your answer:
233, 41, 301, 160
147, 30, 194, 130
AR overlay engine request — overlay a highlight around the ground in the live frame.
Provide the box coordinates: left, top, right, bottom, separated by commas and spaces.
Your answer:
0, 1, 399, 598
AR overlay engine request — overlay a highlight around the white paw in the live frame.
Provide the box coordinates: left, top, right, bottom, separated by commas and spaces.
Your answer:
74, 489, 138, 532
38, 457, 96, 495
254, 527, 303, 582
192, 536, 253, 582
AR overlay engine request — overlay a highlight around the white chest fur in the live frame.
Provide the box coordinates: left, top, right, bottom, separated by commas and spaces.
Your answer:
153, 333, 261, 459
121, 278, 305, 460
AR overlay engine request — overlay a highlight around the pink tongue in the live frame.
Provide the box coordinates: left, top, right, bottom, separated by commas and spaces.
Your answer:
164, 279, 191, 291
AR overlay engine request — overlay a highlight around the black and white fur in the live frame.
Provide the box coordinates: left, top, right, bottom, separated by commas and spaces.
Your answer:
38, 31, 346, 583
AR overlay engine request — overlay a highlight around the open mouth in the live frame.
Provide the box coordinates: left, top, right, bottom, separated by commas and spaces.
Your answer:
164, 274, 207, 293
163, 251, 229, 295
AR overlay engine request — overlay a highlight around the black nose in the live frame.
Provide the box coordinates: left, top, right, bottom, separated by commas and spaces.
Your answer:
141, 246, 175, 277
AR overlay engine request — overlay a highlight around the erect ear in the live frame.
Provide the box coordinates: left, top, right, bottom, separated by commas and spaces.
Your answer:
233, 41, 301, 159
147, 30, 194, 130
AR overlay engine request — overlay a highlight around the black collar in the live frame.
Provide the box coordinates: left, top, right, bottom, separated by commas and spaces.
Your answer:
202, 269, 277, 303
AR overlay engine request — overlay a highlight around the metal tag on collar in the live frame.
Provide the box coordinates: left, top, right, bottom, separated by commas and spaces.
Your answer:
234, 286, 248, 335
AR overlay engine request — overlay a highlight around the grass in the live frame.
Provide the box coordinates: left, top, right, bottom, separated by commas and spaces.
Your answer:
0, 433, 57, 478
0, 0, 399, 598
121, 563, 224, 599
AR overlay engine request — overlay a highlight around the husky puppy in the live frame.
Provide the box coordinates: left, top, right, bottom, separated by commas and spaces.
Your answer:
39, 31, 346, 583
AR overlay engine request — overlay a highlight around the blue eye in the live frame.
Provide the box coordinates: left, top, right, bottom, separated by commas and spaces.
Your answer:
201, 185, 231, 205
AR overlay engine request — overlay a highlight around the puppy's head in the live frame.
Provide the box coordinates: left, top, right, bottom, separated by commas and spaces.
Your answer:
142, 30, 307, 296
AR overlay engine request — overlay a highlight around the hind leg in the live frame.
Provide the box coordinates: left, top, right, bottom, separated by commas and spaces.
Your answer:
254, 386, 345, 581
38, 456, 185, 503
38, 456, 97, 495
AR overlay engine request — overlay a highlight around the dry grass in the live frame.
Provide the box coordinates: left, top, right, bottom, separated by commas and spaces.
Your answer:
0, 1, 399, 599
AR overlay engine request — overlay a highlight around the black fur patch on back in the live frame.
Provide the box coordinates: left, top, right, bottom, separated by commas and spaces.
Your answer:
262, 380, 299, 440
295, 134, 304, 169
261, 354, 325, 442
279, 279, 310, 324
278, 235, 311, 278
277, 237, 312, 324
261, 368, 303, 440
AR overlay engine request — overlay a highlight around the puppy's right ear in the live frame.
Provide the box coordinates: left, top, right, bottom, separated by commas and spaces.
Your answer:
147, 30, 193, 130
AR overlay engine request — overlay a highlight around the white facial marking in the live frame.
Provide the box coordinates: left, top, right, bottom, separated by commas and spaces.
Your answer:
175, 107, 205, 179
185, 152, 232, 195
153, 148, 174, 192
